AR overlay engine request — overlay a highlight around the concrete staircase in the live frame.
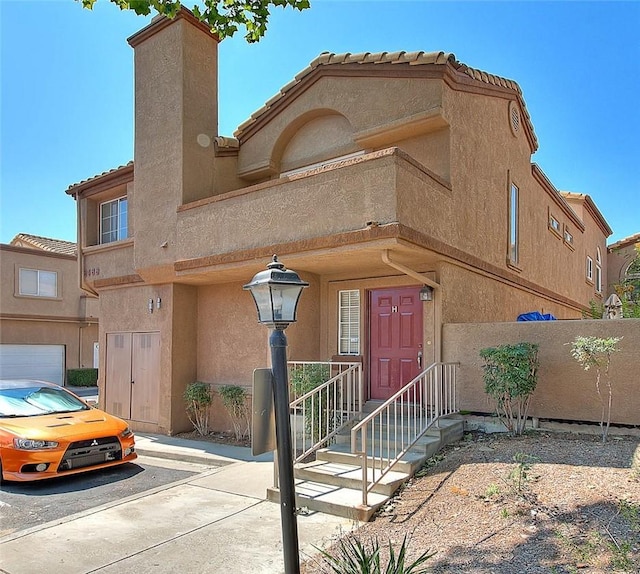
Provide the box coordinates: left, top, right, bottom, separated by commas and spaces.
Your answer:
267, 409, 463, 522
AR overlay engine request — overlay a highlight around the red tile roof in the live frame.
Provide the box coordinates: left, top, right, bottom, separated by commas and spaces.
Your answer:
10, 233, 77, 256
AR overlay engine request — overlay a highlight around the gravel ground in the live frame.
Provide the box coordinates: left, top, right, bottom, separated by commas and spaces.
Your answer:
303, 431, 640, 573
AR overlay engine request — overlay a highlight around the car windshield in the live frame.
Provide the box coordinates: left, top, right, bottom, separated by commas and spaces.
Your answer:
0, 386, 90, 418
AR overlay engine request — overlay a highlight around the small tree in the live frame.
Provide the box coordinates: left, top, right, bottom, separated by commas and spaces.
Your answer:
479, 343, 539, 435
218, 385, 251, 441
183, 382, 213, 436
569, 336, 621, 443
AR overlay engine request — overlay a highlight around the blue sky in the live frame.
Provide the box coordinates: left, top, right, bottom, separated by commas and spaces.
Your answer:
1, 0, 638, 244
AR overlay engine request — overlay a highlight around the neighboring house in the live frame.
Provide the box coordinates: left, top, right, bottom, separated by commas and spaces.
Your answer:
66, 9, 612, 435
607, 232, 640, 302
0, 234, 99, 385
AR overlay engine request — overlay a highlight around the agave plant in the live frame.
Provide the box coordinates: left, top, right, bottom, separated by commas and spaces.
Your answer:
318, 534, 434, 574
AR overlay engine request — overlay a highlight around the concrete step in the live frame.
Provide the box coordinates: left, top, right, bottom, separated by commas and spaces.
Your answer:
315, 442, 429, 475
334, 418, 463, 456
294, 459, 409, 496
267, 480, 387, 522
273, 415, 464, 522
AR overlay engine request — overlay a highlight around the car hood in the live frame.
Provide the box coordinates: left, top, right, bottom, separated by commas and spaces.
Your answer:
0, 409, 128, 440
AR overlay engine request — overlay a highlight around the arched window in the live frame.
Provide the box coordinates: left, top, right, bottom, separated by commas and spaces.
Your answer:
622, 251, 640, 302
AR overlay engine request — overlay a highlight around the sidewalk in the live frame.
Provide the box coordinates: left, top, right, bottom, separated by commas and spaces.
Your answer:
0, 433, 358, 574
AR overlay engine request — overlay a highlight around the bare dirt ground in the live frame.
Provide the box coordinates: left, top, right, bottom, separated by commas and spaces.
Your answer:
301, 430, 640, 574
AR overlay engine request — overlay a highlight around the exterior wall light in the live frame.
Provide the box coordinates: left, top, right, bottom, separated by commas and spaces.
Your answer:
156, 297, 162, 310
148, 298, 154, 313
243, 255, 308, 574
419, 285, 434, 301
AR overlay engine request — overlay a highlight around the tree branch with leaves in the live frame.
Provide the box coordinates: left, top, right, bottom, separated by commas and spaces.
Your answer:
78, 0, 310, 42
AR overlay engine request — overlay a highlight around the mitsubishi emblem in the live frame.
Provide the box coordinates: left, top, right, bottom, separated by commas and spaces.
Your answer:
91, 439, 99, 446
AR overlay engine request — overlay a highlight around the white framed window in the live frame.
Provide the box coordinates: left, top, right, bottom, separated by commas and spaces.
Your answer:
100, 197, 128, 244
19, 268, 57, 297
595, 247, 602, 293
508, 182, 519, 265
338, 290, 360, 355
586, 256, 593, 282
549, 214, 560, 234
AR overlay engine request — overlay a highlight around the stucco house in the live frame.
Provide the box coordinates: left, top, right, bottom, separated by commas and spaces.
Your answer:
0, 234, 99, 385
66, 9, 612, 437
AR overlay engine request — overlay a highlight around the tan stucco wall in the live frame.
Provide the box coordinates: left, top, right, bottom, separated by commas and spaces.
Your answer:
442, 319, 640, 425
176, 151, 400, 261
281, 113, 357, 173
82, 241, 136, 291
438, 262, 582, 323
131, 15, 218, 282
195, 273, 320, 383
0, 246, 89, 317
238, 74, 444, 178
195, 273, 320, 433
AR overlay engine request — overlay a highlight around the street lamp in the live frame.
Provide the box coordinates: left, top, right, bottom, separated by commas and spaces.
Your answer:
244, 255, 309, 574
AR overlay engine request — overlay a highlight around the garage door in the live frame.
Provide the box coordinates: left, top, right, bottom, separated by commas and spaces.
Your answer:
0, 344, 65, 386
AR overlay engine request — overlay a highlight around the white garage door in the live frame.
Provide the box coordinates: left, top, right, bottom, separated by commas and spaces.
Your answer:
0, 344, 65, 386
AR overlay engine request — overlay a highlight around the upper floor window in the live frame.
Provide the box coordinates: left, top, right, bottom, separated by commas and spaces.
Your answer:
563, 226, 574, 248
548, 214, 560, 234
19, 268, 57, 298
508, 182, 519, 265
595, 247, 602, 293
338, 290, 360, 355
100, 197, 128, 244
586, 256, 593, 282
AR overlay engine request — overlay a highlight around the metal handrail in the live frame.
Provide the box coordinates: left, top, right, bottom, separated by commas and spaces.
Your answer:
350, 362, 458, 506
288, 361, 363, 464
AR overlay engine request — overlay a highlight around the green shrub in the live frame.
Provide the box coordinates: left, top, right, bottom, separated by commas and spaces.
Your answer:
479, 342, 539, 435
66, 368, 98, 387
218, 385, 251, 441
290, 363, 331, 444
184, 382, 213, 435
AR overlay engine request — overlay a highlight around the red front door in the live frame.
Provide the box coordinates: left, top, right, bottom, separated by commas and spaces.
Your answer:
369, 286, 423, 400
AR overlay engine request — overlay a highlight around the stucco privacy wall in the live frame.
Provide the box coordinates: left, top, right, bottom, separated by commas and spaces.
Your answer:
442, 319, 640, 426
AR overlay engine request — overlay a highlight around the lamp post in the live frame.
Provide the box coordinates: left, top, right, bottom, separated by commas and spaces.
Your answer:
244, 255, 309, 574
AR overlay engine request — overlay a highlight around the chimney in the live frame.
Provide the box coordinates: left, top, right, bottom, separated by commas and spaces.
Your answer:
127, 9, 218, 280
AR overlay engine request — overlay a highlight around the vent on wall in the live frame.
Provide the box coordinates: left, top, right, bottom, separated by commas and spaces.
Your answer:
509, 101, 521, 136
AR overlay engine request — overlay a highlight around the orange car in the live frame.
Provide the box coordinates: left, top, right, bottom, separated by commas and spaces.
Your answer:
0, 379, 137, 483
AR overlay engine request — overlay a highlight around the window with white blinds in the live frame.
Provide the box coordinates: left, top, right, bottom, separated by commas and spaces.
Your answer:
19, 268, 57, 297
338, 290, 360, 355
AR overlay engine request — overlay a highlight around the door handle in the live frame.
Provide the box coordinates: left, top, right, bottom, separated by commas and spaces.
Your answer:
417, 351, 423, 368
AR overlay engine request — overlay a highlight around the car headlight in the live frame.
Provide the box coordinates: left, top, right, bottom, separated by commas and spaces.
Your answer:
14, 438, 59, 450
119, 427, 133, 439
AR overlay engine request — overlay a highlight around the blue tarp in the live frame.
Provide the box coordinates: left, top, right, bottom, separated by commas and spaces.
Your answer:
517, 311, 557, 321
